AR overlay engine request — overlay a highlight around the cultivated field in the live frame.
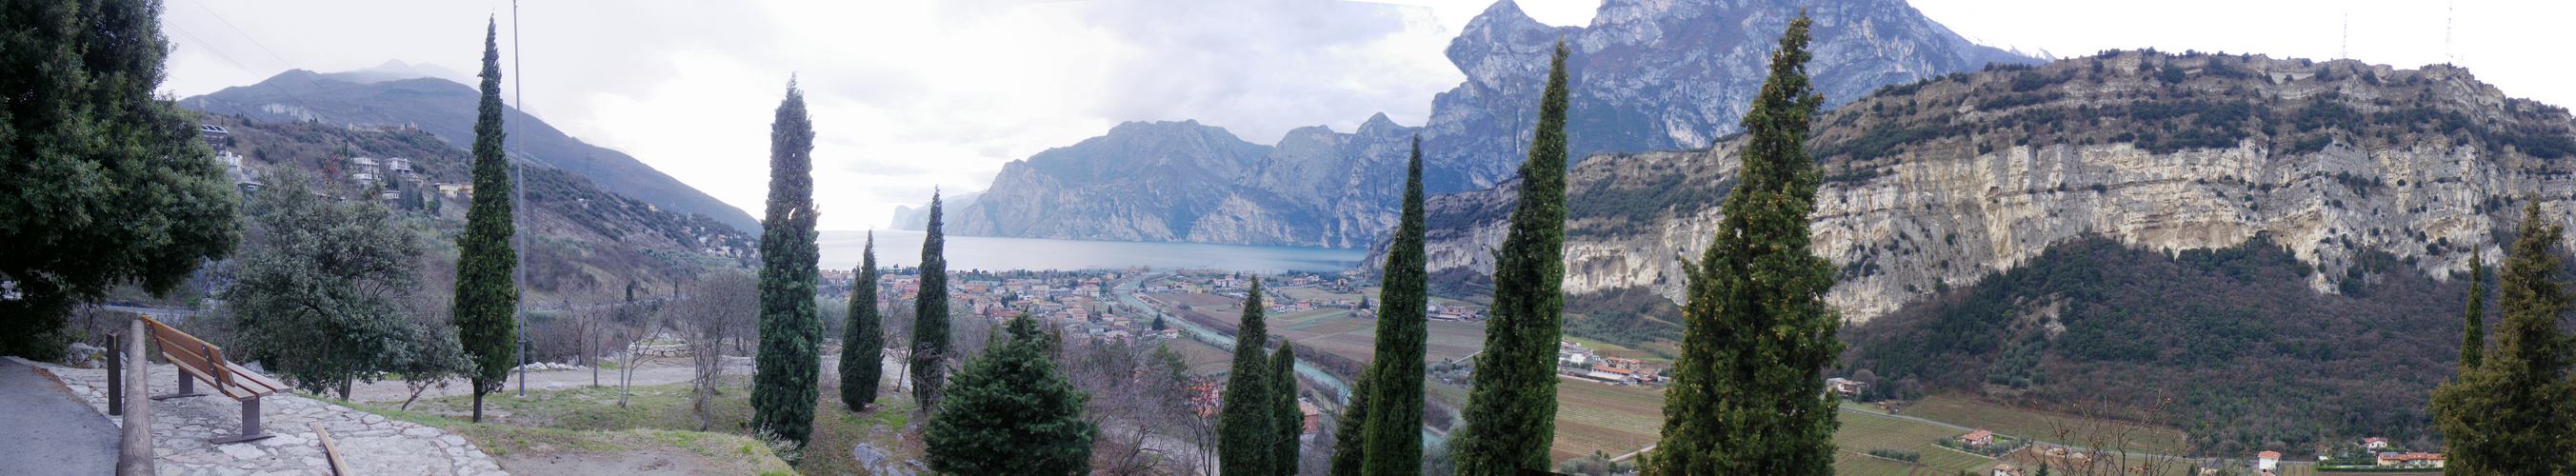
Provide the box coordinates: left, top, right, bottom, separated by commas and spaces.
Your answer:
1837, 411, 1999, 474
1898, 396, 2189, 454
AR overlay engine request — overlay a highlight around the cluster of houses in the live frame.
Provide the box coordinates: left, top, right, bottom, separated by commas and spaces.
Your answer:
831, 270, 1180, 347
1556, 341, 1659, 386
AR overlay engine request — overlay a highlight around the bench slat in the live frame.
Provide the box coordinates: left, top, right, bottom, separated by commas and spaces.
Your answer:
137, 316, 282, 400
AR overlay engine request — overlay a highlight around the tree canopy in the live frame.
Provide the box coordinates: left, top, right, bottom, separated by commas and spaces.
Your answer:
924, 313, 1097, 475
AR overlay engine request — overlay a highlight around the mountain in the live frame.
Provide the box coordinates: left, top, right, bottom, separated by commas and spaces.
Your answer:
1383, 50, 2576, 326
889, 190, 981, 230
176, 69, 760, 234
946, 0, 2035, 248
1382, 49, 2576, 455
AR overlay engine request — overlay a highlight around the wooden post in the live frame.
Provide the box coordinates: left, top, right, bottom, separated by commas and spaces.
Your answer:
117, 319, 154, 476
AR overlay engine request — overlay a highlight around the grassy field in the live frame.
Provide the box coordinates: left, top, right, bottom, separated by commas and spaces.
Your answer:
1552, 378, 1666, 460
329, 380, 796, 475
1897, 396, 2189, 454
1838, 411, 1999, 474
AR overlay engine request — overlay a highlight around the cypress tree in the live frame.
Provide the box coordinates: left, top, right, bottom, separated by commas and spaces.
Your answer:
452, 19, 520, 424
1273, 341, 1303, 476
2433, 201, 2575, 475
2462, 253, 2488, 368
840, 231, 885, 410
924, 313, 1098, 475
1218, 279, 1274, 476
913, 191, 953, 410
1648, 12, 1841, 475
751, 78, 823, 446
1363, 136, 1431, 476
1328, 366, 1375, 476
1453, 39, 1572, 475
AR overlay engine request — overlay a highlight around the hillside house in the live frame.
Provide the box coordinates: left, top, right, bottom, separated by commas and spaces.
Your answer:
1960, 429, 1995, 446
386, 157, 414, 178
2361, 437, 2387, 449
2257, 450, 2280, 471
1989, 463, 2019, 476
1826, 377, 1868, 396
198, 125, 230, 150
2375, 452, 2444, 467
1298, 400, 1322, 434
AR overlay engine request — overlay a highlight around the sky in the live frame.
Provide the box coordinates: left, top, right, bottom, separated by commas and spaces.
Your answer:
158, 0, 2575, 232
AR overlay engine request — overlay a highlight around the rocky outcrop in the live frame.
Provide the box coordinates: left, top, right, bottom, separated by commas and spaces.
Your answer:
949, 0, 2032, 248
1382, 51, 2576, 324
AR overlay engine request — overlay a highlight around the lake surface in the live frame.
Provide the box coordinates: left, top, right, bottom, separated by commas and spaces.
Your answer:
816, 229, 1368, 273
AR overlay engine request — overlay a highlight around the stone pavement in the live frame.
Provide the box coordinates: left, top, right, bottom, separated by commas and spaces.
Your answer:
22, 358, 508, 476
0, 357, 119, 475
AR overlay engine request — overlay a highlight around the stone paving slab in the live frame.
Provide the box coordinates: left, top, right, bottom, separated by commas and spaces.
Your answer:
29, 359, 507, 476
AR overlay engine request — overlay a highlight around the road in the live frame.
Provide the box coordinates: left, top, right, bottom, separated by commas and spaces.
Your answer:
0, 358, 118, 475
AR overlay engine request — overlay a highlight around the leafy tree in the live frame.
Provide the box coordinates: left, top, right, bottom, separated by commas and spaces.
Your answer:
2433, 202, 2574, 475
924, 313, 1097, 475
1454, 39, 1572, 475
225, 169, 465, 400
2462, 252, 2488, 368
0, 0, 240, 360
1328, 366, 1375, 476
751, 79, 823, 446
1218, 278, 1274, 475
1272, 341, 1302, 476
1648, 12, 1841, 476
839, 231, 884, 410
452, 19, 520, 424
912, 191, 952, 410
1365, 136, 1431, 475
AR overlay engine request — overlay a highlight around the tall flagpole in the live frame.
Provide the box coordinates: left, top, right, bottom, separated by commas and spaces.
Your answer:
511, 0, 529, 398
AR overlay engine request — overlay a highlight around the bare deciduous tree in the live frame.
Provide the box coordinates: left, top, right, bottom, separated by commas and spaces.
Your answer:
672, 270, 758, 430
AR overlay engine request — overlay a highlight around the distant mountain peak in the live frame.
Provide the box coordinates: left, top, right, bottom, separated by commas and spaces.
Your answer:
315, 59, 475, 86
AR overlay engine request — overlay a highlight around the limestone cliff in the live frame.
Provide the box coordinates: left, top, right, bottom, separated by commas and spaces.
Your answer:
1380, 50, 2576, 324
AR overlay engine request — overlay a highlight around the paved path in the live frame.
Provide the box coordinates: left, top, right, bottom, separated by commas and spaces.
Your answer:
29, 358, 508, 476
0, 357, 119, 475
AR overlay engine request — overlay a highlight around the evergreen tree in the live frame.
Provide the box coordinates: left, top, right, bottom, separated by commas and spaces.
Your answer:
452, 19, 521, 424
2462, 253, 2489, 368
1453, 39, 1572, 475
1328, 367, 1376, 476
924, 313, 1098, 475
0, 0, 241, 361
2433, 202, 2575, 475
912, 191, 953, 411
840, 231, 885, 410
751, 78, 824, 446
227, 169, 465, 400
1218, 279, 1274, 476
1272, 341, 1303, 476
1364, 136, 1431, 476
1647, 12, 1841, 476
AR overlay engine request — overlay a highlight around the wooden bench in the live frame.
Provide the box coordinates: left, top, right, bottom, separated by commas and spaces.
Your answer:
138, 316, 290, 444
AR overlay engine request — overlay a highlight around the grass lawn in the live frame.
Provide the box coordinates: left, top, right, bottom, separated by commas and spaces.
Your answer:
1838, 411, 1998, 475
799, 377, 922, 476
319, 389, 795, 475
1897, 396, 2188, 454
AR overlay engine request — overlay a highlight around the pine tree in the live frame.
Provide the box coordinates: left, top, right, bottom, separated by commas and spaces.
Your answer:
2433, 202, 2575, 475
1453, 39, 1572, 475
1328, 366, 1375, 476
1218, 279, 1274, 476
751, 78, 824, 446
924, 313, 1098, 475
1647, 12, 1840, 476
912, 191, 953, 411
1272, 341, 1303, 476
2462, 253, 2489, 368
0, 0, 241, 361
452, 19, 521, 424
840, 231, 885, 410
1363, 136, 1432, 476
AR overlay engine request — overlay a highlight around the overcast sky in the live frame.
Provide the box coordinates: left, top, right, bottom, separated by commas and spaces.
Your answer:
159, 0, 2574, 231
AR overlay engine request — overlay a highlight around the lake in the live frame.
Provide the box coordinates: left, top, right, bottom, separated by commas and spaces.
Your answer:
815, 229, 1368, 273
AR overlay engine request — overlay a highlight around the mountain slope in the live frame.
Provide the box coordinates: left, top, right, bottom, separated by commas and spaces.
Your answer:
1384, 50, 2576, 325
948, 0, 2032, 248
177, 69, 758, 234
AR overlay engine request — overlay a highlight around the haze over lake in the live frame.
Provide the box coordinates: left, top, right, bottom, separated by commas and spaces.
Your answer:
817, 229, 1367, 273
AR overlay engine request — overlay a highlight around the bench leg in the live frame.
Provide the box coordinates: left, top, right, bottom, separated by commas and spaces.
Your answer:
151, 369, 208, 400
210, 396, 274, 445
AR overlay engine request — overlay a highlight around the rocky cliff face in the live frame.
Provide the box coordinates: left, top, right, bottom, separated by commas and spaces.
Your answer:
949, 0, 2031, 248
1383, 51, 2576, 324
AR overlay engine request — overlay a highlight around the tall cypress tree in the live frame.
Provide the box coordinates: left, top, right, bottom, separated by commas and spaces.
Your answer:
1218, 279, 1274, 476
751, 79, 823, 446
2462, 253, 2489, 368
1363, 136, 1431, 476
1328, 366, 1375, 476
1648, 12, 1840, 476
1272, 341, 1303, 476
452, 19, 520, 424
1453, 39, 1572, 475
840, 231, 885, 410
912, 191, 953, 411
2433, 202, 2575, 475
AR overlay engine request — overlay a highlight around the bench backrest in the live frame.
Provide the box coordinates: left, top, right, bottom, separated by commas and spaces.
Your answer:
139, 316, 230, 390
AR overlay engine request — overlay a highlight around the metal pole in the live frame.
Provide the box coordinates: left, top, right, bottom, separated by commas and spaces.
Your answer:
510, 0, 529, 399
